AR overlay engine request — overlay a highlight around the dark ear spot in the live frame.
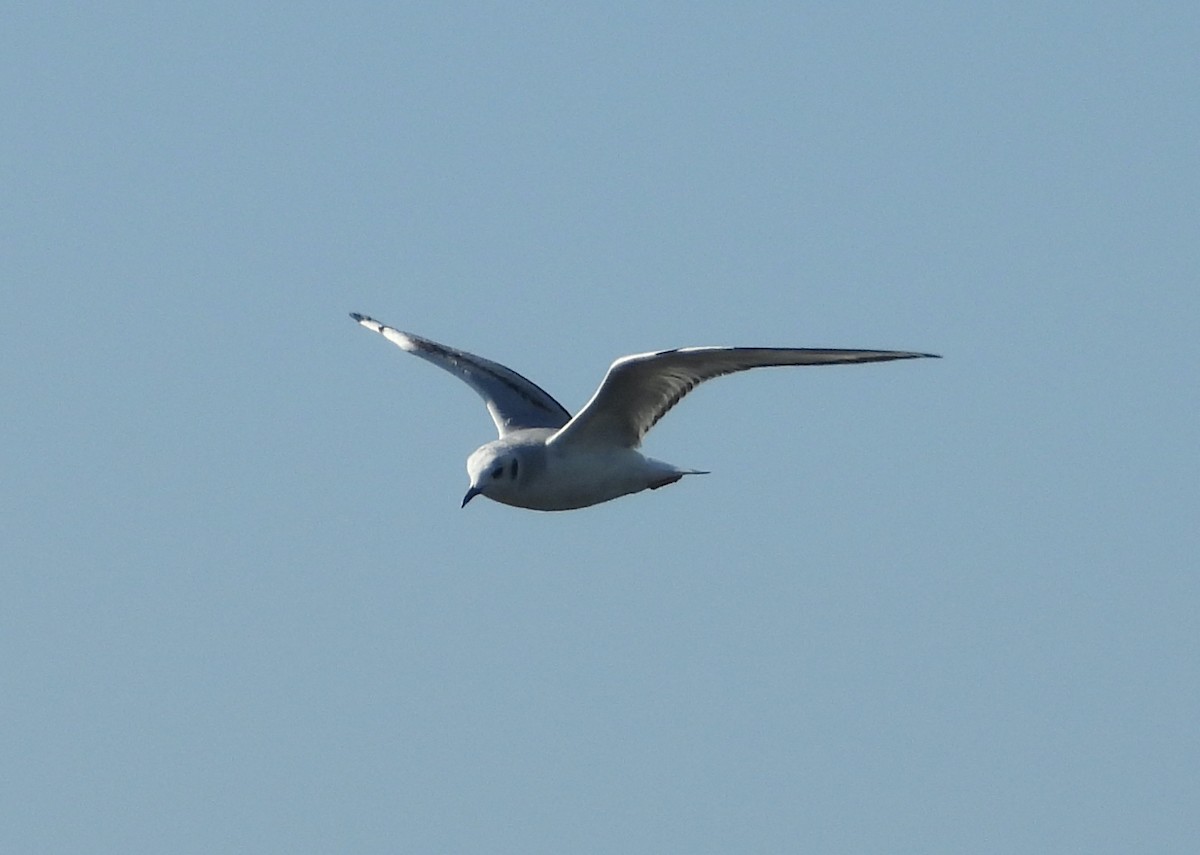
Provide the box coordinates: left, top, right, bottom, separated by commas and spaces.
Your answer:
509, 459, 519, 479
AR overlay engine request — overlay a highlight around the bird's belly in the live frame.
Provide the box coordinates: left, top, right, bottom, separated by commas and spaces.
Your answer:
511, 448, 656, 511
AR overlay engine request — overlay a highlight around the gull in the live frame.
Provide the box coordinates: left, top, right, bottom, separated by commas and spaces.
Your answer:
350, 313, 938, 511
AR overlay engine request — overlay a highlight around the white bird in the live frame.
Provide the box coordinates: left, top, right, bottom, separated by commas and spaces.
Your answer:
350, 313, 938, 511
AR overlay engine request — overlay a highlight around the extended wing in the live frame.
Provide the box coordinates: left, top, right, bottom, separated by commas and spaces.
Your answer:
350, 313, 571, 436
549, 346, 938, 449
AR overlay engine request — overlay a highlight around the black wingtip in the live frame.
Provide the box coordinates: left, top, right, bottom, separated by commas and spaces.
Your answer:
349, 312, 365, 322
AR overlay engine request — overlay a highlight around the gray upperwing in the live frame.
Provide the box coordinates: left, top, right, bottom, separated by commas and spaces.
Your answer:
549, 346, 939, 449
350, 313, 571, 436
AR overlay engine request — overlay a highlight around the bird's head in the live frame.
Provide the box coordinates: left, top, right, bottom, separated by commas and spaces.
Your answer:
462, 443, 524, 508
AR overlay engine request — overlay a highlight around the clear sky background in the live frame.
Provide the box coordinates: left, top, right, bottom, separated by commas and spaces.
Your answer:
4, 3, 1197, 853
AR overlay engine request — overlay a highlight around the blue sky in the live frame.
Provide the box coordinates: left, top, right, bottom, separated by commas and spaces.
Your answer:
4, 3, 1198, 852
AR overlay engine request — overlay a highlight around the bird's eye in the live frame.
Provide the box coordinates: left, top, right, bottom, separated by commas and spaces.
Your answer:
510, 460, 519, 479
491, 467, 504, 479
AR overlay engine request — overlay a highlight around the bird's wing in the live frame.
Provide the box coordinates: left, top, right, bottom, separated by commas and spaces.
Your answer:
350, 313, 571, 436
548, 346, 939, 449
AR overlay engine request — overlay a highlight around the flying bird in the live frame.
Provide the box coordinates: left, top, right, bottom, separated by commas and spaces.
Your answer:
350, 313, 938, 511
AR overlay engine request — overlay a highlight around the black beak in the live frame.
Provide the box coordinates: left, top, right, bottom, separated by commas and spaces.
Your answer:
461, 486, 482, 508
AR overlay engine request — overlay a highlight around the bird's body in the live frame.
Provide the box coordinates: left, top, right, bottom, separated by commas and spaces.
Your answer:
465, 430, 695, 511
349, 313, 937, 511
